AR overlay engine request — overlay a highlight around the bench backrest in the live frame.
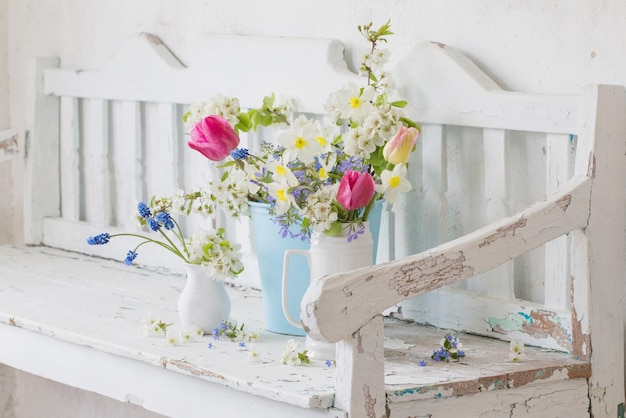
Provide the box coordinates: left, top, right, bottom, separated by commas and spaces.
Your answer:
25, 33, 362, 281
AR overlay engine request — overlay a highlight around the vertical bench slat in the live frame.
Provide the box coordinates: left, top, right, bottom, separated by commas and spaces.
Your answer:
482, 128, 515, 299
80, 98, 111, 226
544, 133, 573, 309
158, 103, 183, 193
334, 316, 385, 418
421, 124, 447, 250
393, 122, 424, 258
59, 96, 81, 222
132, 102, 146, 203
25, 57, 60, 244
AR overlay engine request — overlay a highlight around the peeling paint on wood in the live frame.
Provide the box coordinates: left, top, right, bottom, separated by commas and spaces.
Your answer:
390, 252, 474, 298
479, 218, 527, 248
587, 151, 596, 177
0, 129, 18, 161
556, 194, 572, 211
488, 309, 575, 353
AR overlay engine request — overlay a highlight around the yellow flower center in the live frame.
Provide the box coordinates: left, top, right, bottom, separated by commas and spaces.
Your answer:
276, 166, 287, 176
316, 136, 326, 147
318, 167, 327, 179
276, 189, 287, 202
389, 176, 401, 189
350, 97, 361, 109
295, 137, 306, 149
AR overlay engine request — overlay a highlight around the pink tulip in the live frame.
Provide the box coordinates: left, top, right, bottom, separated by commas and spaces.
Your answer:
383, 126, 419, 165
188, 115, 240, 162
337, 170, 376, 210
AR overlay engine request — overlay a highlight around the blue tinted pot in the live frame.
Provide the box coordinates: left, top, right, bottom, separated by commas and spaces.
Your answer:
249, 200, 383, 336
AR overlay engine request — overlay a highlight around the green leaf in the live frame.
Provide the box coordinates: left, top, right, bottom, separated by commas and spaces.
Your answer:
235, 113, 252, 133
262, 94, 276, 110
251, 111, 272, 129
375, 93, 388, 107
324, 221, 343, 236
400, 116, 421, 130
391, 100, 407, 108
182, 110, 192, 123
218, 160, 236, 169
374, 19, 394, 38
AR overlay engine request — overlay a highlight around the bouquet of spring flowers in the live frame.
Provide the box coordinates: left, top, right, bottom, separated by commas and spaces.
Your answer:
87, 198, 244, 280
178, 20, 420, 242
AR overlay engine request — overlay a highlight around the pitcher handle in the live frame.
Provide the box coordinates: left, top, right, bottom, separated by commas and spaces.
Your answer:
281, 249, 310, 329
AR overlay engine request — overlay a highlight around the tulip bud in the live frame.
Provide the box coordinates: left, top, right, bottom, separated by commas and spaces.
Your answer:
383, 126, 419, 165
188, 115, 240, 162
337, 170, 376, 211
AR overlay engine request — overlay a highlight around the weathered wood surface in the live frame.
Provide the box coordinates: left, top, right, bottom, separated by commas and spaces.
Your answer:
302, 175, 591, 344
0, 246, 590, 417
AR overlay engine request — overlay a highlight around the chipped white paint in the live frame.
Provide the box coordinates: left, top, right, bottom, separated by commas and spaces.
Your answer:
0, 128, 18, 161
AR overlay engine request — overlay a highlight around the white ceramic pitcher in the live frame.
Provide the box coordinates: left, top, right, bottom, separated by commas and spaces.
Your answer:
281, 223, 374, 360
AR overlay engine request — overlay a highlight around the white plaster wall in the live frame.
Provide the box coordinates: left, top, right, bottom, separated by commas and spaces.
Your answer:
0, 0, 11, 245
0, 0, 7, 131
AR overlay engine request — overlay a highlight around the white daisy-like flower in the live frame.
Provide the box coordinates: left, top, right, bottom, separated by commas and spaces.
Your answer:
267, 180, 298, 215
165, 331, 180, 346
313, 121, 336, 155
327, 83, 376, 124
180, 327, 200, 344
277, 115, 322, 164
247, 346, 262, 363
509, 340, 526, 362
375, 164, 412, 204
316, 152, 337, 182
267, 160, 299, 187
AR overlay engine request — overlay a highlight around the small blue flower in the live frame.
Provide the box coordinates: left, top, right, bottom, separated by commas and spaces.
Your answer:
238, 342, 246, 348
207, 342, 213, 349
124, 250, 138, 265
147, 218, 160, 232
220, 321, 229, 331
325, 360, 333, 368
212, 328, 220, 340
231, 148, 250, 160
137, 202, 151, 219
87, 233, 110, 245
418, 360, 427, 367
155, 212, 175, 230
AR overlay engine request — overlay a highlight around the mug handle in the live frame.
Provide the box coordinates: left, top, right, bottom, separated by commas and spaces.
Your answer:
281, 249, 310, 328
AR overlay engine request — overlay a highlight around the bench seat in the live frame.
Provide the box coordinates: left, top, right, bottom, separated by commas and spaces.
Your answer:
0, 245, 591, 417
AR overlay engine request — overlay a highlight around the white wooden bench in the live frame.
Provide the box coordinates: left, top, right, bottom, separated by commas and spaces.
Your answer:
0, 32, 624, 418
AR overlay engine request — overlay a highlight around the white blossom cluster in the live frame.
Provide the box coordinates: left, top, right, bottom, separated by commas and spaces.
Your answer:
281, 339, 309, 366
185, 94, 241, 128
299, 183, 339, 233
141, 313, 203, 346
187, 228, 244, 280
